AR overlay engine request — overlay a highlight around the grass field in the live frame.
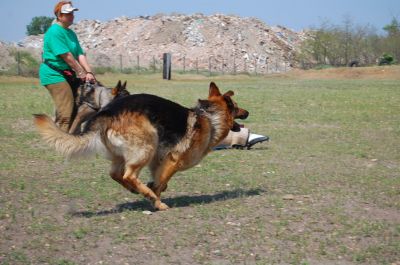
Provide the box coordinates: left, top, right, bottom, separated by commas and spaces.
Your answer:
0, 67, 399, 265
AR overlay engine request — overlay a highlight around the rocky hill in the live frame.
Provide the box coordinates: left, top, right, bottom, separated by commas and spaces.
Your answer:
11, 13, 307, 74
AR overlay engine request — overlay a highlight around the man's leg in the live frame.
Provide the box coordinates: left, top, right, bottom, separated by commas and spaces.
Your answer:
45, 81, 75, 132
218, 127, 249, 148
215, 127, 269, 150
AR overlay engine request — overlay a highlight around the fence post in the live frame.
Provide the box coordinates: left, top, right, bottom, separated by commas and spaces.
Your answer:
233, 56, 236, 75
196, 58, 199, 74
183, 56, 186, 73
163, 53, 172, 80
221, 58, 224, 75
17, 51, 21, 76
208, 57, 212, 76
254, 58, 257, 76
137, 55, 140, 73
119, 54, 122, 73
153, 56, 156, 73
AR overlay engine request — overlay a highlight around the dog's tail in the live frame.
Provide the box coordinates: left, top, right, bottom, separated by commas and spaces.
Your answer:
33, 114, 102, 158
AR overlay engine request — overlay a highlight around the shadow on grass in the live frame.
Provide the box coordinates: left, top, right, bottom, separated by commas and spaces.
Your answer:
71, 188, 265, 218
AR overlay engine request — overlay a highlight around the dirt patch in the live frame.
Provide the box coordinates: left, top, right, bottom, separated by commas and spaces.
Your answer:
286, 65, 400, 80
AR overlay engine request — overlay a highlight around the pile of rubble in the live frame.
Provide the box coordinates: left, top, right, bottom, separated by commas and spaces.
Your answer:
15, 13, 307, 73
0, 41, 15, 71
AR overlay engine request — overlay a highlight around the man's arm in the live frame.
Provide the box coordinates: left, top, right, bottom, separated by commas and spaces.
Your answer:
78, 54, 95, 82
60, 52, 86, 79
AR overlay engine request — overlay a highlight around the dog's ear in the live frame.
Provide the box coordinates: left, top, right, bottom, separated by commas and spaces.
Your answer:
111, 87, 118, 96
112, 80, 122, 96
223, 90, 234, 97
209, 82, 221, 98
122, 81, 127, 90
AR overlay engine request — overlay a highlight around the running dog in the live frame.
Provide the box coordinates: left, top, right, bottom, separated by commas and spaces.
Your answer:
33, 82, 249, 210
69, 80, 129, 134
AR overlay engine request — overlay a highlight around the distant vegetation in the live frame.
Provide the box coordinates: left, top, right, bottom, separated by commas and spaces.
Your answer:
296, 17, 400, 68
26, 16, 53, 36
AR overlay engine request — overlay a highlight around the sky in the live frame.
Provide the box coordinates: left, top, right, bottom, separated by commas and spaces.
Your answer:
1, 0, 399, 42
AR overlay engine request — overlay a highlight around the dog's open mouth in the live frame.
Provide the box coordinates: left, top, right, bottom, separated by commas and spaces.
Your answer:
231, 121, 242, 132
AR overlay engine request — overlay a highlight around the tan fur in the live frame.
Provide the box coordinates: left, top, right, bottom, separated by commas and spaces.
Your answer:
33, 82, 248, 211
69, 81, 128, 135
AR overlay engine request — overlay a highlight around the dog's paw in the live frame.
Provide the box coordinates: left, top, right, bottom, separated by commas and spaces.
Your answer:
154, 201, 169, 211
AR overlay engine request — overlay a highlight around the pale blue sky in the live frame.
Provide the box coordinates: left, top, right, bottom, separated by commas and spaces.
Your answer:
1, 0, 399, 42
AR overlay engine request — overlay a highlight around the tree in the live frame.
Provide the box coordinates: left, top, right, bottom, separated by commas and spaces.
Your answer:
296, 19, 383, 68
26, 16, 54, 36
383, 18, 400, 36
383, 18, 400, 62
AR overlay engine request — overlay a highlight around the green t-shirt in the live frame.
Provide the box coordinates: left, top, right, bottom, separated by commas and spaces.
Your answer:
39, 23, 84, 86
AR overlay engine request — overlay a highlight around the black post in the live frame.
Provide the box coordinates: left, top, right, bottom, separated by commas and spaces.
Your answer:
163, 53, 171, 80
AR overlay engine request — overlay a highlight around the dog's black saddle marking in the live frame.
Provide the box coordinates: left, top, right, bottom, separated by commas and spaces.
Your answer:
93, 94, 190, 146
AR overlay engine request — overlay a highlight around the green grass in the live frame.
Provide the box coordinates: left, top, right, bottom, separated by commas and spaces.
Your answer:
0, 73, 399, 264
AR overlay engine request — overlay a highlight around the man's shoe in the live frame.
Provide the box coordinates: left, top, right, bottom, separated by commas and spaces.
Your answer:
246, 133, 269, 149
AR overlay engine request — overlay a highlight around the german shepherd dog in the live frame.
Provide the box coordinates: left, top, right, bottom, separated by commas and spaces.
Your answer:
34, 82, 249, 210
69, 80, 129, 134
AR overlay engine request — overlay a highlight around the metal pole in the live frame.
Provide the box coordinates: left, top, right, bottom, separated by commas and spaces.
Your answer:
254, 58, 257, 75
17, 51, 21, 75
119, 54, 122, 73
137, 55, 140, 73
208, 57, 211, 76
233, 56, 236, 75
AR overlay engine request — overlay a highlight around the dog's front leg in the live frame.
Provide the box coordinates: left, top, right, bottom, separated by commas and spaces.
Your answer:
123, 164, 169, 211
69, 105, 96, 134
150, 154, 179, 198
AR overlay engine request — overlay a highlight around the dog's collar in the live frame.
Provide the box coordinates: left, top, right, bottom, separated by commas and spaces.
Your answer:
79, 82, 101, 111
194, 107, 207, 116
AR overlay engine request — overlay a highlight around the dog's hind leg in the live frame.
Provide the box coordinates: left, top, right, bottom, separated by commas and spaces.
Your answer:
110, 157, 138, 194
123, 163, 169, 211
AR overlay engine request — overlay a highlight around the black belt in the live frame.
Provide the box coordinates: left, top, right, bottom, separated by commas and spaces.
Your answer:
44, 60, 75, 77
44, 60, 82, 90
